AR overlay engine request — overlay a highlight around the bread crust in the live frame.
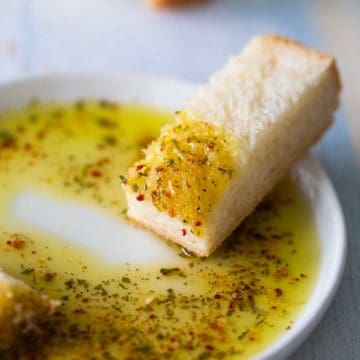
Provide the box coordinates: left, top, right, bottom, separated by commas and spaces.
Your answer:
253, 35, 341, 90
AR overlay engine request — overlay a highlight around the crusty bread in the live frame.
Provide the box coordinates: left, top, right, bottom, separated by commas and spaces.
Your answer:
0, 271, 59, 350
123, 35, 340, 257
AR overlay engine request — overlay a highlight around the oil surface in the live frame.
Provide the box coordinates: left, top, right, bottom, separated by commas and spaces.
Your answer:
0, 100, 319, 359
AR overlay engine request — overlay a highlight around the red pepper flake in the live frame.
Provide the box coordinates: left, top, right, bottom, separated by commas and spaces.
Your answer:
149, 314, 157, 319
136, 164, 144, 171
136, 194, 145, 201
1, 142, 12, 149
228, 300, 236, 310
274, 288, 283, 297
168, 208, 176, 217
90, 169, 102, 178
164, 191, 172, 198
6, 238, 25, 250
249, 333, 256, 341
24, 143, 32, 151
72, 308, 86, 315
155, 166, 164, 172
182, 229, 187, 236
247, 294, 254, 302
214, 293, 222, 299
16, 125, 25, 133
36, 130, 46, 140
195, 221, 202, 227
207, 143, 214, 150
205, 345, 214, 351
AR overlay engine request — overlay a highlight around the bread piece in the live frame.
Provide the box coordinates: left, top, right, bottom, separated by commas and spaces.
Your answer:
123, 35, 340, 257
0, 271, 59, 350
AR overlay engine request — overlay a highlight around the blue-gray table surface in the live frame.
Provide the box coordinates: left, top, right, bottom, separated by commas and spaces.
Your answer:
0, 1, 359, 358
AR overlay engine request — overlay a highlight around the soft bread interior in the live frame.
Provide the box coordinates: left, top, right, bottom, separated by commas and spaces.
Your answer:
126, 191, 210, 256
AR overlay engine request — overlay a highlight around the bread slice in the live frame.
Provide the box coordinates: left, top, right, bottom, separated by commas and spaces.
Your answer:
123, 35, 341, 257
0, 271, 59, 350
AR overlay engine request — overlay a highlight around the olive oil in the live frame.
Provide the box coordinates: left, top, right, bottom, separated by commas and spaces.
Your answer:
0, 101, 319, 359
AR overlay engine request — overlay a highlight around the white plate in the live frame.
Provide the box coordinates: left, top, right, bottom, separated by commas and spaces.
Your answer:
0, 74, 346, 360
